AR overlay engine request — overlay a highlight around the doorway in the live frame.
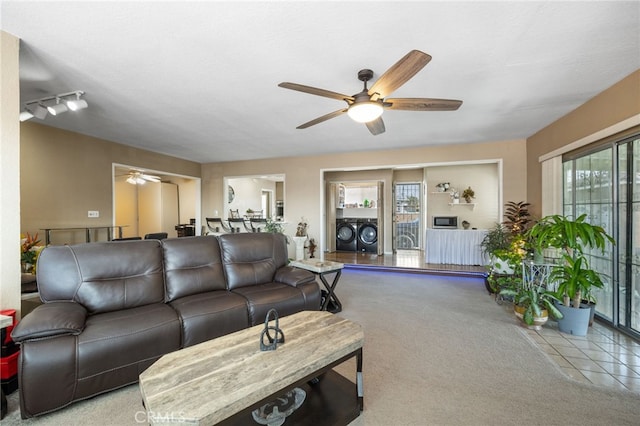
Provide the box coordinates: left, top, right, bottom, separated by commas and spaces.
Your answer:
393, 182, 422, 251
113, 164, 201, 238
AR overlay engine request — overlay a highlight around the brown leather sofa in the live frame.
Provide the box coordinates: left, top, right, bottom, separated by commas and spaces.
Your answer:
11, 233, 320, 418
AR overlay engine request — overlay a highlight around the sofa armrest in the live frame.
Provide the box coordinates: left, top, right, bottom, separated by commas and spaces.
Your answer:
275, 266, 316, 287
11, 301, 87, 342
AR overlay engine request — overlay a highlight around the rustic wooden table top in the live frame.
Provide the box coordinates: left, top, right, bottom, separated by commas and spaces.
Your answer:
139, 310, 363, 425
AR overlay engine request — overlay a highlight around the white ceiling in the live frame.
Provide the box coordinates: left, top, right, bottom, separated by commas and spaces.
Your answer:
2, 1, 639, 164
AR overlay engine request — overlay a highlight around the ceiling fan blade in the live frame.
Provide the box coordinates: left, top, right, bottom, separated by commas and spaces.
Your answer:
142, 174, 161, 182
297, 109, 348, 129
365, 117, 385, 135
368, 50, 432, 100
278, 82, 354, 103
384, 98, 462, 111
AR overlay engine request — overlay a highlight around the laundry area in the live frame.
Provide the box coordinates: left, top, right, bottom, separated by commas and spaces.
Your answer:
334, 183, 380, 254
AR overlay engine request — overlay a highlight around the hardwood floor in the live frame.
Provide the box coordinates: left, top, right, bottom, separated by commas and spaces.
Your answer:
322, 250, 487, 277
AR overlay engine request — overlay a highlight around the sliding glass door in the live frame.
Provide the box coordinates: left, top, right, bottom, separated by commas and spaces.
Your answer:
563, 134, 640, 338
618, 138, 640, 333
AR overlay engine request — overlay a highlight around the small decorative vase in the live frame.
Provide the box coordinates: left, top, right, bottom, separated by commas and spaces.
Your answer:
453, 198, 459, 204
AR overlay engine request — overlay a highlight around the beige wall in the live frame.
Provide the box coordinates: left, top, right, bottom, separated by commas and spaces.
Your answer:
20, 122, 201, 244
1, 31, 21, 314
527, 69, 640, 218
201, 139, 527, 253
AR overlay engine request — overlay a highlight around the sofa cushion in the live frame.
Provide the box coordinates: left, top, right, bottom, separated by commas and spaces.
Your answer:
218, 233, 288, 290
37, 240, 165, 314
162, 236, 227, 301
75, 303, 181, 399
232, 283, 307, 326
170, 291, 249, 347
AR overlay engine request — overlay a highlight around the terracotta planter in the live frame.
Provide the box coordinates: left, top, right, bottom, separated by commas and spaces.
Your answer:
514, 304, 549, 330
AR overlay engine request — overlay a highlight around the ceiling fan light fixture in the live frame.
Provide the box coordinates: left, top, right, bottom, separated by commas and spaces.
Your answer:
347, 101, 383, 123
126, 175, 146, 185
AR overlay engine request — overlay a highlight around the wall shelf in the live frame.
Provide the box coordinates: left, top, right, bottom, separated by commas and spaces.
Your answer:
449, 203, 476, 208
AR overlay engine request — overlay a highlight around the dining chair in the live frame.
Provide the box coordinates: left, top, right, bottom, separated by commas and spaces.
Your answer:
228, 218, 250, 233
250, 218, 268, 232
205, 217, 231, 234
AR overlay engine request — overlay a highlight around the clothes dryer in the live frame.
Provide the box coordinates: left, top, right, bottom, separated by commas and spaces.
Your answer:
357, 218, 378, 253
336, 218, 357, 251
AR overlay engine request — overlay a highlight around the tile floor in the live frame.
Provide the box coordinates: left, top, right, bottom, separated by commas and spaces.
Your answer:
324, 249, 640, 395
524, 321, 640, 393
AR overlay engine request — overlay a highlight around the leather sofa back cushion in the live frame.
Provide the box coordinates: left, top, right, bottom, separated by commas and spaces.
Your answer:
37, 241, 165, 314
218, 233, 288, 289
162, 236, 227, 301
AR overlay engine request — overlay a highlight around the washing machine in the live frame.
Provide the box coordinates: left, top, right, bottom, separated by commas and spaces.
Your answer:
336, 218, 358, 251
357, 218, 378, 253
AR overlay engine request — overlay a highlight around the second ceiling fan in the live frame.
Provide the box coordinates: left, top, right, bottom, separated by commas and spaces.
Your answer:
278, 49, 462, 135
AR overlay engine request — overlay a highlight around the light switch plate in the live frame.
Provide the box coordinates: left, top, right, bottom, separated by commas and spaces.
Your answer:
88, 210, 99, 218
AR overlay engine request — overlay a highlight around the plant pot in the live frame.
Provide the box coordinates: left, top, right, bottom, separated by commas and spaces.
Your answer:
514, 304, 548, 330
490, 255, 515, 275
555, 301, 591, 336
581, 300, 596, 326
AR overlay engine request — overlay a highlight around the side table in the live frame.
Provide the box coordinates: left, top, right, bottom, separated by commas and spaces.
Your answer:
289, 259, 344, 313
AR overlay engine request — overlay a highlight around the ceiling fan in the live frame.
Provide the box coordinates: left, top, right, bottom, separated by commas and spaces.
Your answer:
278, 49, 462, 135
123, 170, 161, 185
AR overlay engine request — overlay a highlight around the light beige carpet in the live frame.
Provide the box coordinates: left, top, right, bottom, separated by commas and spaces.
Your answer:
4, 269, 640, 425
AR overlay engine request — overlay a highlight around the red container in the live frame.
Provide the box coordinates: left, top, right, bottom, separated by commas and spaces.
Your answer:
0, 309, 16, 345
0, 352, 18, 379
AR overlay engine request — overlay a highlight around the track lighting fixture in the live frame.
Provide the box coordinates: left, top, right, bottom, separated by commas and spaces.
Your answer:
20, 91, 88, 121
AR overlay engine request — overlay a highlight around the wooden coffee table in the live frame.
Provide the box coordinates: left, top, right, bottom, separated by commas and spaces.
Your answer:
139, 311, 364, 425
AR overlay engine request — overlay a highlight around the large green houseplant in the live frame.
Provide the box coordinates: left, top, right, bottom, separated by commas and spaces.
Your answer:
481, 202, 533, 292
528, 214, 614, 335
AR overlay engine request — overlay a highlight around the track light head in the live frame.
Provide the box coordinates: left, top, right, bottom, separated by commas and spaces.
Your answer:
47, 97, 68, 115
66, 92, 88, 111
31, 103, 49, 120
19, 111, 34, 122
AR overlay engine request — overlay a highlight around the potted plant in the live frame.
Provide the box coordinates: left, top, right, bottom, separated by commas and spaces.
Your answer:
462, 187, 475, 203
481, 223, 515, 273
528, 214, 614, 336
499, 272, 563, 330
449, 189, 460, 204
482, 223, 515, 293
